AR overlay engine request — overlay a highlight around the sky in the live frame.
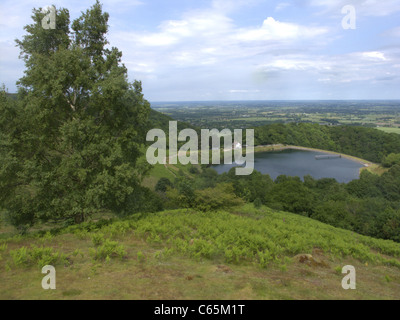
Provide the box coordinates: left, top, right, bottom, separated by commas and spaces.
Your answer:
0, 0, 400, 101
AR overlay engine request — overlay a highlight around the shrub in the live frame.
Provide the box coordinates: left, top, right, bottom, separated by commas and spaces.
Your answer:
9, 246, 67, 268
334, 266, 342, 275
155, 178, 173, 193
189, 165, 200, 175
90, 239, 126, 261
193, 183, 244, 212
91, 233, 105, 246
10, 247, 30, 267
137, 251, 145, 262
0, 243, 7, 252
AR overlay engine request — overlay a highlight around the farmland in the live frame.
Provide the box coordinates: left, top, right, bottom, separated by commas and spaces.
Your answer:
151, 100, 400, 132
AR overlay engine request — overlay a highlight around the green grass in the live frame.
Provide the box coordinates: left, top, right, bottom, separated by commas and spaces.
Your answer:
0, 204, 399, 299
376, 127, 400, 135
141, 163, 176, 189
360, 163, 389, 176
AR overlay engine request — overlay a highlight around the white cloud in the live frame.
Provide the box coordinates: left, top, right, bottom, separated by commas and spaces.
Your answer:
361, 51, 387, 61
90, 2, 400, 100
255, 49, 398, 87
1, 0, 399, 99
112, 11, 328, 72
235, 17, 328, 41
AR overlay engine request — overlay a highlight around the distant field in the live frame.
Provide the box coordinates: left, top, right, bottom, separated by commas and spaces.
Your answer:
152, 101, 400, 130
377, 127, 400, 135
231, 117, 280, 122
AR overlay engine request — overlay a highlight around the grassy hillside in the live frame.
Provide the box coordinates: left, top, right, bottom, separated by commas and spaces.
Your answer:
142, 108, 201, 190
1, 204, 399, 299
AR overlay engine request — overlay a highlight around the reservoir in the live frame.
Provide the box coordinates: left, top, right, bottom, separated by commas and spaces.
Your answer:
212, 149, 364, 183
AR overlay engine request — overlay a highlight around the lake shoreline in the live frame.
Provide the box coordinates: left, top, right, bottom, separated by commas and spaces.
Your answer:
253, 144, 372, 167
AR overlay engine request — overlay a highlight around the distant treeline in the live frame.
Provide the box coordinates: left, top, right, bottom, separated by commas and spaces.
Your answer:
254, 123, 400, 163
148, 108, 199, 134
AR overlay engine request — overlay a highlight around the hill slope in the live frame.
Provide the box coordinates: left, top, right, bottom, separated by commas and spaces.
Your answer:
148, 108, 199, 133
1, 204, 399, 299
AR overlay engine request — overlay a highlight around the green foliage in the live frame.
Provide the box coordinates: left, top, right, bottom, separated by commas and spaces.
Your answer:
188, 165, 200, 175
9, 246, 67, 268
1, 2, 151, 232
254, 123, 400, 163
91, 233, 105, 246
165, 179, 244, 212
382, 153, 400, 168
253, 198, 262, 209
3, 203, 34, 235
334, 266, 342, 275
90, 239, 126, 261
269, 176, 316, 216
155, 177, 173, 193
72, 249, 84, 258
346, 170, 382, 198
121, 206, 400, 269
147, 108, 199, 149
211, 159, 400, 243
137, 251, 145, 263
219, 169, 274, 203
113, 186, 164, 217
0, 243, 7, 252
165, 177, 195, 209
9, 247, 30, 267
193, 183, 244, 212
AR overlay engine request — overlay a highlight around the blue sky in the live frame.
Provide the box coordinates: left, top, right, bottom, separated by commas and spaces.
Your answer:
1, 0, 400, 101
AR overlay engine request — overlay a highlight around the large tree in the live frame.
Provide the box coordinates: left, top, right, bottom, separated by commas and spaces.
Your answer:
0, 1, 150, 230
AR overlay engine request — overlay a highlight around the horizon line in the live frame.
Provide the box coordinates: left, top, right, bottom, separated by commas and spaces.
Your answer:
149, 99, 400, 103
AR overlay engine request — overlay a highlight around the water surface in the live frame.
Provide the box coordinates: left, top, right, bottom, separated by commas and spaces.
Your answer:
212, 149, 363, 183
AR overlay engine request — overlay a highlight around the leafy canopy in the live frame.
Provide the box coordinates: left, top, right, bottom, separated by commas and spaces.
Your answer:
0, 1, 150, 230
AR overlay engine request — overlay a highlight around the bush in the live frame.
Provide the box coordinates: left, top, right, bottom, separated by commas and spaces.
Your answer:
9, 246, 67, 268
155, 177, 173, 193
253, 198, 262, 209
193, 183, 244, 212
189, 165, 200, 175
90, 239, 126, 261
91, 233, 105, 246
113, 186, 164, 217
